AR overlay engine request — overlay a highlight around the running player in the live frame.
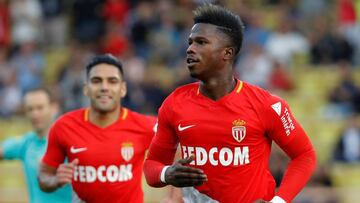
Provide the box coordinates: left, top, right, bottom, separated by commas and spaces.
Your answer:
38, 54, 156, 202
143, 4, 316, 203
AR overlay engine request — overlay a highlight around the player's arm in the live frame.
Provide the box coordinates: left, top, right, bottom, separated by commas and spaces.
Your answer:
143, 96, 207, 188
265, 98, 316, 203
37, 122, 78, 192
38, 159, 78, 192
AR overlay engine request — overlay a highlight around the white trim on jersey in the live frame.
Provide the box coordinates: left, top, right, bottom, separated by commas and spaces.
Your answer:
270, 196, 286, 203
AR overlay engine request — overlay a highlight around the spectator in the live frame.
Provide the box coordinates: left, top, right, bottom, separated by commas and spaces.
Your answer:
269, 60, 294, 92
327, 61, 360, 118
57, 43, 90, 112
10, 0, 42, 45
71, 0, 105, 44
333, 115, 360, 163
236, 43, 273, 89
0, 0, 10, 47
10, 40, 44, 93
309, 16, 354, 64
39, 0, 67, 47
265, 10, 309, 66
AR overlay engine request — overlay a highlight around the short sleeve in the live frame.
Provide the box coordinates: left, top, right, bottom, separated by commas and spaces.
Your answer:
2, 135, 27, 160
263, 95, 308, 148
41, 122, 66, 168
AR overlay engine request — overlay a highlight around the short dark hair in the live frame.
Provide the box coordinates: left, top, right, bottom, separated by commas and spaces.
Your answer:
193, 4, 244, 54
25, 87, 56, 103
85, 54, 124, 78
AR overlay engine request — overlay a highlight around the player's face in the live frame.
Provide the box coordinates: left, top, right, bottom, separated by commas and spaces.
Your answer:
84, 64, 126, 113
186, 23, 230, 80
24, 91, 55, 134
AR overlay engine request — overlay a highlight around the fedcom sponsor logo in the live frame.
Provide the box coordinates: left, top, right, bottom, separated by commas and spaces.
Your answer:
73, 164, 133, 183
281, 108, 295, 136
182, 145, 250, 166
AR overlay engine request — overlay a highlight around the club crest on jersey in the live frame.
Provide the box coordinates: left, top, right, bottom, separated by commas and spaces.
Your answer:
232, 119, 246, 143
121, 142, 134, 162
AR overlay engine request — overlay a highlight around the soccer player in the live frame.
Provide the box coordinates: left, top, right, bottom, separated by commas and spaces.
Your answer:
143, 4, 316, 203
38, 54, 156, 202
0, 88, 72, 203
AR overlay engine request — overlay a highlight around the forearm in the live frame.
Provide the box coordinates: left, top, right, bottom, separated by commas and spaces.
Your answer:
38, 163, 60, 193
38, 173, 60, 192
144, 143, 177, 187
276, 148, 316, 202
143, 159, 168, 187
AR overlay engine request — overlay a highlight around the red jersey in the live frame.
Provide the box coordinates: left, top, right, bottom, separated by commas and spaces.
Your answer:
145, 79, 316, 203
42, 108, 156, 203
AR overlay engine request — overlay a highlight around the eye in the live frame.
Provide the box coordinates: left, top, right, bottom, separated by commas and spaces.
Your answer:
109, 79, 120, 84
91, 78, 101, 84
196, 39, 208, 45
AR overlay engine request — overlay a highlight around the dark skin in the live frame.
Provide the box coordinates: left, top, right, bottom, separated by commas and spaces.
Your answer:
164, 23, 270, 203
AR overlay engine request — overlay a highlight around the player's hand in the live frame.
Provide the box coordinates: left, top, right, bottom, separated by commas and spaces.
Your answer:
253, 200, 271, 203
55, 158, 79, 187
165, 155, 207, 187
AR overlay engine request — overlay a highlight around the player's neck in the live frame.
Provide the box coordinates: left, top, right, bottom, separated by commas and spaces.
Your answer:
199, 76, 236, 101
88, 107, 121, 128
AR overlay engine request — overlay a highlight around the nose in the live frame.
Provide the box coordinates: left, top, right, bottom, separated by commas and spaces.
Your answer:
100, 81, 109, 91
186, 44, 195, 55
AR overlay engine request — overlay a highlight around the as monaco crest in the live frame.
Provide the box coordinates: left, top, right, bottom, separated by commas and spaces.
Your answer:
121, 142, 134, 162
232, 119, 246, 143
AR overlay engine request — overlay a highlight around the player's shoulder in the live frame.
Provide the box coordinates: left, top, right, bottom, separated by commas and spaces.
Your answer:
124, 108, 157, 133
126, 108, 156, 122
164, 82, 198, 104
242, 81, 283, 103
54, 108, 86, 126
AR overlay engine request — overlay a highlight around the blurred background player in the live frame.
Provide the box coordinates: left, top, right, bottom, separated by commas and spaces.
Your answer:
0, 87, 72, 203
38, 54, 156, 202
143, 4, 316, 203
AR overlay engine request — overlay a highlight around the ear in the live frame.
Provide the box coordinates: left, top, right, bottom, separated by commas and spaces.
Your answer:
120, 81, 127, 98
223, 47, 235, 60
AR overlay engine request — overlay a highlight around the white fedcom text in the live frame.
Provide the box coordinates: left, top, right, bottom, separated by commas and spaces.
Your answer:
182, 145, 250, 166
73, 164, 133, 183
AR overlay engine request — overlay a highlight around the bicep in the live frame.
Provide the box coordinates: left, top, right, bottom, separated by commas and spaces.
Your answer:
264, 98, 314, 158
42, 125, 66, 168
147, 103, 179, 164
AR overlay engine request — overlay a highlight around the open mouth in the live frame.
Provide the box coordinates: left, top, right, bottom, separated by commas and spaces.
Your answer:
187, 57, 199, 66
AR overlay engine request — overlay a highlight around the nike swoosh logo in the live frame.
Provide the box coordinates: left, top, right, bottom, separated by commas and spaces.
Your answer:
70, 146, 87, 154
178, 124, 196, 132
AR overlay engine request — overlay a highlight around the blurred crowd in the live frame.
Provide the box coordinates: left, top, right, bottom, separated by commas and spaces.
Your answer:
0, 0, 359, 116
0, 0, 360, 201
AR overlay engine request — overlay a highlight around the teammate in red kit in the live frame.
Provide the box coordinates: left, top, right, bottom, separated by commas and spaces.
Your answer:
143, 4, 316, 203
38, 54, 156, 202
